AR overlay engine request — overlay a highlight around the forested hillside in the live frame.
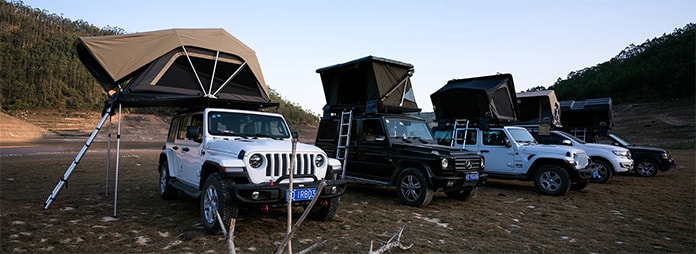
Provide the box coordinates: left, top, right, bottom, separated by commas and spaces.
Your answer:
0, 0, 319, 125
550, 23, 695, 102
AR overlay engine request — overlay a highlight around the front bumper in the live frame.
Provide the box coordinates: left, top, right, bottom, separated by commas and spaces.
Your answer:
659, 158, 676, 171
431, 171, 488, 191
229, 175, 347, 205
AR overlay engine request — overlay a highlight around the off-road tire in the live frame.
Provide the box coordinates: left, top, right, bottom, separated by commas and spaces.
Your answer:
534, 165, 571, 196
445, 186, 477, 200
308, 197, 340, 221
635, 159, 659, 177
590, 160, 614, 184
201, 173, 238, 234
396, 168, 434, 207
159, 161, 178, 200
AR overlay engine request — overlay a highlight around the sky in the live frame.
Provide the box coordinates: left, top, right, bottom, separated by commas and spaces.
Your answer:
21, 0, 695, 114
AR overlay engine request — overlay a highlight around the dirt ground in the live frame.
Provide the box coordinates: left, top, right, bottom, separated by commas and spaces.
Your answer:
1, 99, 694, 253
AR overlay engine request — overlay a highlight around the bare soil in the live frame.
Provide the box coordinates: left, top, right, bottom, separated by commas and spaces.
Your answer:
1, 99, 694, 253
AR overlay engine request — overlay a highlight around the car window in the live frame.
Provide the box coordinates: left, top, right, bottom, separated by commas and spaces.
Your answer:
177, 115, 191, 140
483, 130, 506, 146
453, 130, 477, 145
167, 116, 180, 142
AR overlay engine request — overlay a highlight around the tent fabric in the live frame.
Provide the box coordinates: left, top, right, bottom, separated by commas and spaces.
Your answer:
316, 56, 420, 114
75, 28, 271, 108
516, 90, 561, 126
559, 97, 613, 129
430, 73, 518, 122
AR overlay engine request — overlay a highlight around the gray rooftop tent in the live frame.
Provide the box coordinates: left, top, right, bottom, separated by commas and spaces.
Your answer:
75, 28, 273, 108
430, 73, 519, 124
516, 90, 561, 126
45, 28, 273, 214
316, 56, 420, 115
560, 97, 613, 129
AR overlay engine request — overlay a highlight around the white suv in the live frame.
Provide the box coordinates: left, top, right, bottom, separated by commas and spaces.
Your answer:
532, 130, 633, 183
158, 108, 346, 233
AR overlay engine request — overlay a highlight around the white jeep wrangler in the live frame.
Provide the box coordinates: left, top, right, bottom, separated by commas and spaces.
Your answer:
434, 125, 597, 196
158, 108, 346, 233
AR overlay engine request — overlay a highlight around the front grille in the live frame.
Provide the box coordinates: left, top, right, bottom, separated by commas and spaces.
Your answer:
264, 153, 316, 178
453, 158, 481, 171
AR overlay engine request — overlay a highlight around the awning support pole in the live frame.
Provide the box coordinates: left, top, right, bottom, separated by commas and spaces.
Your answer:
212, 62, 247, 97
105, 114, 112, 197
113, 102, 122, 218
207, 50, 220, 96
180, 45, 208, 97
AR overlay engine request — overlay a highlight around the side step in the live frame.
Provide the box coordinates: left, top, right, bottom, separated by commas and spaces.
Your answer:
168, 179, 201, 198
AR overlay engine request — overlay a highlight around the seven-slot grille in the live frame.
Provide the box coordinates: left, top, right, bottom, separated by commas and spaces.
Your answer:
264, 153, 318, 178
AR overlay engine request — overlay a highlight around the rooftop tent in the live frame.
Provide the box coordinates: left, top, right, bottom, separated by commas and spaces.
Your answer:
316, 56, 420, 114
75, 28, 272, 108
430, 73, 519, 123
559, 97, 613, 129
516, 90, 561, 126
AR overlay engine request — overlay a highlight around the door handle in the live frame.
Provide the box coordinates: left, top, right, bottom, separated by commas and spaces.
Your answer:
480, 150, 489, 153
172, 146, 179, 151
182, 147, 190, 152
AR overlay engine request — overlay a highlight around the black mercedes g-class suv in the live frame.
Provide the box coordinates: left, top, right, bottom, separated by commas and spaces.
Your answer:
314, 56, 486, 207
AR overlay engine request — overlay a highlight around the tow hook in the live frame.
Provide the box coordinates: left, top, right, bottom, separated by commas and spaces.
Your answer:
319, 199, 329, 207
260, 204, 269, 213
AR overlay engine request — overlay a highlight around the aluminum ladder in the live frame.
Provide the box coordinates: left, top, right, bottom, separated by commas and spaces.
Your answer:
451, 119, 470, 149
335, 110, 353, 176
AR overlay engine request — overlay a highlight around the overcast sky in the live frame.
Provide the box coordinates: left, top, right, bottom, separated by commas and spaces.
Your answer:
22, 0, 695, 114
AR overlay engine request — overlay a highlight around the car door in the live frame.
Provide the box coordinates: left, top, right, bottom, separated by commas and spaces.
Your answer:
175, 113, 205, 186
348, 118, 393, 183
479, 129, 515, 173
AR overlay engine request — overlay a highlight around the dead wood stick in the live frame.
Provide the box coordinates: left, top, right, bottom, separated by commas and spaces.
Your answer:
368, 224, 413, 254
275, 180, 328, 254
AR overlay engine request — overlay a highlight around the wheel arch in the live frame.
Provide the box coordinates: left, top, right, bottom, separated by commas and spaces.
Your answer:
393, 160, 433, 187
199, 161, 225, 190
529, 158, 576, 180
589, 156, 614, 172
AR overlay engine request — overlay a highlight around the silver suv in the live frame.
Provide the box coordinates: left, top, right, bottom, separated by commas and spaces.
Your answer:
158, 108, 346, 233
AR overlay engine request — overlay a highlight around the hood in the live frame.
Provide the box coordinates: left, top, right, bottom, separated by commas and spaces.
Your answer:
584, 142, 628, 152
625, 145, 668, 153
206, 138, 325, 155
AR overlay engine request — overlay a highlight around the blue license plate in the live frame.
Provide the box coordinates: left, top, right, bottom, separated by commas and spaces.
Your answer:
286, 188, 317, 202
466, 172, 479, 181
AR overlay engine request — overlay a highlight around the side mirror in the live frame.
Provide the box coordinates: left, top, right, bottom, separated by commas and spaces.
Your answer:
291, 131, 299, 139
504, 138, 511, 147
562, 139, 572, 146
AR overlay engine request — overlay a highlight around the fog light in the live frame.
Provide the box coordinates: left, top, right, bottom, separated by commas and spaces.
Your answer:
251, 191, 260, 200
446, 181, 454, 187
330, 186, 338, 194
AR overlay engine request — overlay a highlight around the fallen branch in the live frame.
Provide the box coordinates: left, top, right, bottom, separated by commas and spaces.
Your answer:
368, 224, 413, 254
275, 180, 328, 254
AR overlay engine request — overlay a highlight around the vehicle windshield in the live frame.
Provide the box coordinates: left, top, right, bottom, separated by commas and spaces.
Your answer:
508, 128, 537, 144
384, 117, 435, 141
558, 131, 586, 144
208, 112, 290, 139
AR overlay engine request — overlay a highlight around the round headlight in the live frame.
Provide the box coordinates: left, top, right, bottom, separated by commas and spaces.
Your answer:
249, 154, 264, 168
440, 158, 449, 169
314, 154, 325, 167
